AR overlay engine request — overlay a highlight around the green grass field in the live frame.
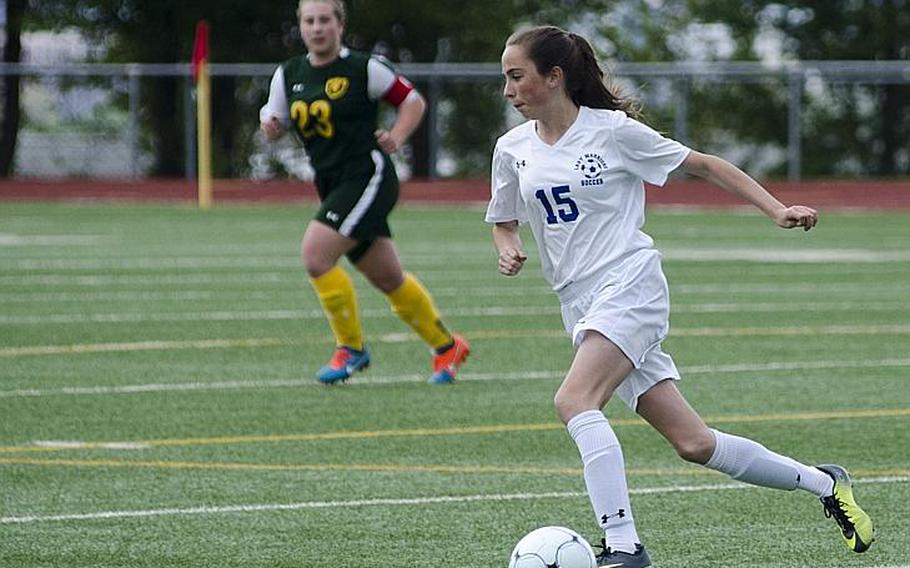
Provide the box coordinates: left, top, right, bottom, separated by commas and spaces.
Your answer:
1, 201, 909, 567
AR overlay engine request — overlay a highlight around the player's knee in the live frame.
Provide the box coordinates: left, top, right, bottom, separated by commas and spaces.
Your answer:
673, 431, 716, 464
303, 256, 335, 278
553, 390, 590, 425
301, 247, 334, 278
366, 271, 404, 294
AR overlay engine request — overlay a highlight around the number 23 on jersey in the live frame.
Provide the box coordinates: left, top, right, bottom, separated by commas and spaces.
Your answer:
290, 99, 334, 139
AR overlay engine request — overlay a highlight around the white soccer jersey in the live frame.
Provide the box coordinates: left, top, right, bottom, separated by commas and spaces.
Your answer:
486, 106, 690, 292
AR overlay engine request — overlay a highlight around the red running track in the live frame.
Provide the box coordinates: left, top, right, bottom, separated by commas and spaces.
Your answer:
0, 178, 908, 209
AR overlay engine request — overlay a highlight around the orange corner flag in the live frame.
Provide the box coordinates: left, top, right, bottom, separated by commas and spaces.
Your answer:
193, 20, 212, 209
192, 21, 209, 81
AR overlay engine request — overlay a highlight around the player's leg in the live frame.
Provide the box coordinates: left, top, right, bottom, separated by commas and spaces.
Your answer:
637, 379, 832, 490
636, 379, 874, 552
555, 331, 648, 565
302, 220, 369, 383
354, 236, 469, 384
304, 150, 396, 383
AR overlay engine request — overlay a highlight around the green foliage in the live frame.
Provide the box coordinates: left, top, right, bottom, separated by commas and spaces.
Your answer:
22, 1, 910, 177
345, 0, 565, 176
26, 0, 298, 176
22, 0, 574, 178
440, 82, 508, 176
684, 0, 910, 175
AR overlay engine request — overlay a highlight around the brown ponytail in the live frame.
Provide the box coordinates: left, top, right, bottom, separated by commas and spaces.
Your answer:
507, 26, 639, 119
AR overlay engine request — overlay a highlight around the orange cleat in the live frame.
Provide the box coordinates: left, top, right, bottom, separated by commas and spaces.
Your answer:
429, 334, 470, 384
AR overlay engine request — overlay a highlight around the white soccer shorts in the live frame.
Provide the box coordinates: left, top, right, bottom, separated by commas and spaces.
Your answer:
558, 249, 680, 410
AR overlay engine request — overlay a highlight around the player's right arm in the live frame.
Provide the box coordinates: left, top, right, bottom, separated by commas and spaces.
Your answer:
486, 140, 528, 276
493, 221, 527, 276
259, 66, 291, 140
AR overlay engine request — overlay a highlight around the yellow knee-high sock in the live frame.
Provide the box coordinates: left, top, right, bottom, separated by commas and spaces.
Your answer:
386, 272, 453, 351
310, 266, 363, 350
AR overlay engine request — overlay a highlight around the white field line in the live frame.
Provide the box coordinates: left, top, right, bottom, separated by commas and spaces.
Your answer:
31, 441, 151, 450
3, 285, 908, 305
0, 272, 299, 286
2, 476, 906, 525
0, 263, 906, 297
0, 285, 552, 303
0, 234, 109, 246
1, 269, 909, 292
3, 358, 910, 399
0, 245, 906, 271
0, 338, 291, 357
0, 290, 232, 303
672, 282, 909, 294
3, 325, 910, 359
4, 248, 910, 269
660, 248, 910, 263
4, 301, 910, 325
6, 256, 299, 270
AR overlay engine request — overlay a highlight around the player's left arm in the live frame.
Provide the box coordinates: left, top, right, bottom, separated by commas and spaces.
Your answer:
680, 150, 818, 231
375, 90, 426, 154
368, 57, 426, 154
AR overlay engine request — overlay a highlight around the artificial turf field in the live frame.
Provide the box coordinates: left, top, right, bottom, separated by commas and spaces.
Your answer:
1, 201, 908, 567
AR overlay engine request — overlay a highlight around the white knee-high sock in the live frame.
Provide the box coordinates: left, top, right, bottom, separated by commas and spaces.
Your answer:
567, 410, 639, 554
705, 429, 833, 497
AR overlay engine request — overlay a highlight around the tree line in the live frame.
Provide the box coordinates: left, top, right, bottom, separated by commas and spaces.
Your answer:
2, 0, 908, 178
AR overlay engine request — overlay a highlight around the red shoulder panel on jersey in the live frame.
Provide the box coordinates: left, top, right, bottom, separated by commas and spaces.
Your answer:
383, 76, 415, 107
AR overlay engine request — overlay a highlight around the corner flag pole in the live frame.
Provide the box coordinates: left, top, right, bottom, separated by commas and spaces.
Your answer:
192, 21, 213, 209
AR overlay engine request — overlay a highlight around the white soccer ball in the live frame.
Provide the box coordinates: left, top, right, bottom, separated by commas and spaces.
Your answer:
508, 526, 597, 568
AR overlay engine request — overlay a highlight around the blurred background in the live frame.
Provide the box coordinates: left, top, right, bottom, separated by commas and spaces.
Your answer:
1, 0, 908, 183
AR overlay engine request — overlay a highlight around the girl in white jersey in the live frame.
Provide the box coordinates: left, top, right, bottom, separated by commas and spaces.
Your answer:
487, 26, 873, 568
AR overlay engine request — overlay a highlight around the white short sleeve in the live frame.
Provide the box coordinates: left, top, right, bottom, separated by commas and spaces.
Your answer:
367, 57, 397, 100
613, 114, 690, 186
259, 66, 291, 127
485, 142, 527, 224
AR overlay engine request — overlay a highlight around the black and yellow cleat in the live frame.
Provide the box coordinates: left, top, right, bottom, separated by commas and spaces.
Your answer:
817, 464, 874, 553
595, 541, 651, 568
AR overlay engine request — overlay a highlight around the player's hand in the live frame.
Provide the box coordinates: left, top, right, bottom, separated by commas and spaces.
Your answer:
774, 205, 818, 231
375, 129, 402, 154
261, 117, 286, 140
498, 248, 528, 276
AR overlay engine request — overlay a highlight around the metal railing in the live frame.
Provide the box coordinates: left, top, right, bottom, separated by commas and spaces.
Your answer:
2, 60, 909, 180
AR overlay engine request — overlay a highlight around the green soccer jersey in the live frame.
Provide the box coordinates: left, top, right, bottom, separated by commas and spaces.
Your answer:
282, 49, 383, 173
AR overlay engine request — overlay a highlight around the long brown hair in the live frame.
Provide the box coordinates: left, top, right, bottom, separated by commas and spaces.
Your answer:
507, 26, 638, 119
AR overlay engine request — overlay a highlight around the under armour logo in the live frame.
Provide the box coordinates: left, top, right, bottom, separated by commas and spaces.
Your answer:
292, 83, 305, 92
601, 509, 626, 524
516, 160, 526, 169
326, 211, 340, 222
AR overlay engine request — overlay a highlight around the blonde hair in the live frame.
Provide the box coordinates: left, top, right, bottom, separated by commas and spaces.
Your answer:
298, 0, 346, 24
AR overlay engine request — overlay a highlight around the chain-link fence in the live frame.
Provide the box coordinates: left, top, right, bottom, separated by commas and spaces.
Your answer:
2, 60, 909, 180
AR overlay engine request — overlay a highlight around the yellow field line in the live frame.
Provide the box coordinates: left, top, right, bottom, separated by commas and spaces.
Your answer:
2, 407, 909, 455
0, 457, 580, 476
0, 423, 568, 454
3, 324, 910, 357
708, 407, 910, 424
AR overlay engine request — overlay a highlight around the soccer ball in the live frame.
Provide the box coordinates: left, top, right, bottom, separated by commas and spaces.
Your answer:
508, 526, 597, 568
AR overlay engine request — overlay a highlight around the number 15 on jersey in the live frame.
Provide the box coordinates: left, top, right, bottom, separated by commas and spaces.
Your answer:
534, 185, 579, 224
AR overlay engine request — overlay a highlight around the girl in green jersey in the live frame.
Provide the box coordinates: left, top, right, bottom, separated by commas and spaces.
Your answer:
260, 0, 469, 384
